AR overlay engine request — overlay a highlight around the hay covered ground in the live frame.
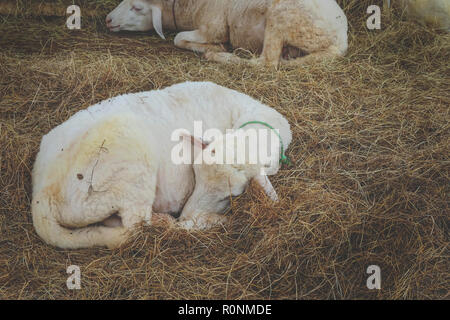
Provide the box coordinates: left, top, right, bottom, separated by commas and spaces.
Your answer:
0, 0, 449, 299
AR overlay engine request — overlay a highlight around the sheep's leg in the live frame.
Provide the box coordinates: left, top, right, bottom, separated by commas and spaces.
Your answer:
152, 213, 176, 226
61, 158, 156, 230
57, 126, 160, 248
280, 45, 342, 67
204, 51, 254, 65
174, 30, 226, 54
204, 29, 284, 67
204, 26, 284, 67
102, 212, 175, 228
256, 31, 284, 68
177, 213, 226, 230
39, 169, 155, 249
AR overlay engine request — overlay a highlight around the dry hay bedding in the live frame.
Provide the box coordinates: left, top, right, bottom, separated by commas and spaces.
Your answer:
0, 0, 448, 299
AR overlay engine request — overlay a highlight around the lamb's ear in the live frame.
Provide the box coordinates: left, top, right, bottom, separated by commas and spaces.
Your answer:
192, 136, 209, 152
150, 5, 165, 40
253, 175, 279, 202
179, 133, 209, 160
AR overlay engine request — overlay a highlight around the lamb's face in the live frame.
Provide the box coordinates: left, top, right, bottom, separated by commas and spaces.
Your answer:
106, 0, 153, 32
179, 134, 262, 222
180, 162, 254, 222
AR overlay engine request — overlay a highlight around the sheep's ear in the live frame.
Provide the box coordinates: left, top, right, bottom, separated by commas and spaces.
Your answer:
150, 5, 165, 40
253, 175, 279, 202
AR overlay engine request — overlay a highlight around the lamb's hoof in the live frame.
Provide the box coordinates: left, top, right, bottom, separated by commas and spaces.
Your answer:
177, 214, 227, 230
151, 213, 176, 227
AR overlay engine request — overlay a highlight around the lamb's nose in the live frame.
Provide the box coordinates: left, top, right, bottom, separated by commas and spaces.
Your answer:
106, 17, 112, 24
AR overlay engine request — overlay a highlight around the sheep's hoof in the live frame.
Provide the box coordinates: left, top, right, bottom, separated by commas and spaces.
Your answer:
204, 50, 216, 61
205, 52, 241, 65
204, 51, 231, 63
249, 57, 278, 69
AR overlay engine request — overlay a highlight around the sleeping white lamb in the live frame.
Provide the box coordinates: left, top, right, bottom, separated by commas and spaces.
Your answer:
32, 82, 292, 249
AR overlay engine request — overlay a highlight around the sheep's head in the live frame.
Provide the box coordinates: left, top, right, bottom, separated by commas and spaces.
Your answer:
180, 131, 282, 224
106, 0, 165, 39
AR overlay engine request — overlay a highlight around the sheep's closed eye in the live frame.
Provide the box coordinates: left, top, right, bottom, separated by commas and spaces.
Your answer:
131, 6, 143, 12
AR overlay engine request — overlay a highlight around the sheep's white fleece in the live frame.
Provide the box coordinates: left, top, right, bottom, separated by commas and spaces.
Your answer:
385, 0, 450, 31
401, 0, 450, 31
32, 82, 291, 249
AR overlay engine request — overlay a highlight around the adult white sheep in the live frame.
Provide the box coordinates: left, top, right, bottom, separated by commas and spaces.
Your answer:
106, 0, 348, 67
32, 82, 292, 249
385, 0, 450, 31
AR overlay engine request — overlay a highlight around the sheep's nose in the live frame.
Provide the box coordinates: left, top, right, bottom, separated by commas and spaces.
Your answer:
106, 17, 112, 24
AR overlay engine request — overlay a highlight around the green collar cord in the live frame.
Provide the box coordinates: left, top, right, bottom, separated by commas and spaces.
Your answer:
239, 121, 291, 166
